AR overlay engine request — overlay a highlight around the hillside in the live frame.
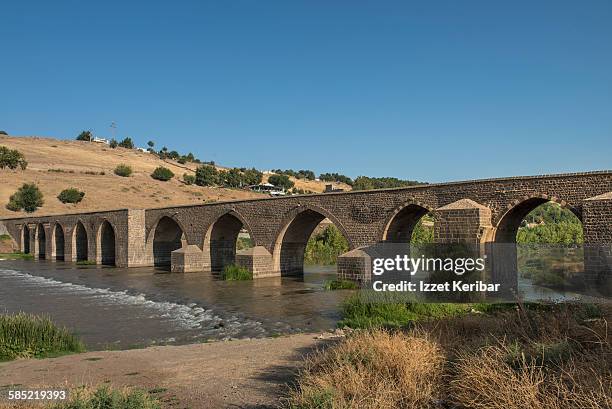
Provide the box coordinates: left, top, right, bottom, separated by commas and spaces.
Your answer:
0, 135, 350, 218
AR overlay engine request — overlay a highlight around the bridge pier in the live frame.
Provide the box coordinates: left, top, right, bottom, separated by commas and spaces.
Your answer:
171, 245, 205, 273
583, 193, 612, 295
236, 246, 276, 278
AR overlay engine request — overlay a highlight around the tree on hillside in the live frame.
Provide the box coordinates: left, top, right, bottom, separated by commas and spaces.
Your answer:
0, 146, 28, 170
0, 131, 7, 135
109, 139, 118, 148
76, 131, 92, 141
352, 176, 425, 191
195, 165, 219, 186
243, 168, 263, 185
268, 174, 294, 190
6, 183, 44, 213
118, 137, 134, 149
221, 168, 244, 187
147, 140, 155, 148
319, 172, 353, 186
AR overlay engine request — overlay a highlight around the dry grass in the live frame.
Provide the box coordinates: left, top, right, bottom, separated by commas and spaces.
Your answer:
0, 385, 161, 409
452, 343, 611, 409
288, 304, 612, 409
287, 330, 444, 409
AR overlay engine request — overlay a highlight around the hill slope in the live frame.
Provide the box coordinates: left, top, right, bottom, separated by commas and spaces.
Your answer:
0, 135, 266, 218
0, 135, 349, 218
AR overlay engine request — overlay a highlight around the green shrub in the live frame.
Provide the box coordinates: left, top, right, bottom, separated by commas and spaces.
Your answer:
109, 138, 118, 148
151, 166, 174, 181
0, 146, 28, 170
114, 164, 133, 177
183, 173, 195, 185
57, 188, 85, 204
76, 260, 97, 265
324, 279, 358, 290
221, 264, 253, 281
195, 164, 219, 186
338, 294, 472, 329
53, 386, 160, 409
6, 183, 43, 212
0, 313, 85, 361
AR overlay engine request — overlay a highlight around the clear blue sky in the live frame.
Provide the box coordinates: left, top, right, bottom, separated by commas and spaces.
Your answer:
1, 1, 610, 182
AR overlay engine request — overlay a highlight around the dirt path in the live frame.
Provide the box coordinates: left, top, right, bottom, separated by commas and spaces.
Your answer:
0, 334, 333, 408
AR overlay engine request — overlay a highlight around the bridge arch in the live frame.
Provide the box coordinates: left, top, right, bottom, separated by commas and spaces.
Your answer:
35, 223, 46, 259
149, 215, 186, 268
494, 195, 581, 243
21, 224, 30, 254
52, 223, 65, 261
203, 209, 254, 272
380, 199, 434, 243
97, 220, 117, 266
272, 205, 352, 276
73, 220, 89, 262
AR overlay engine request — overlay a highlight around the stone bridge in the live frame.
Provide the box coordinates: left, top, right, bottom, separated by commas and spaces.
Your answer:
2, 171, 611, 282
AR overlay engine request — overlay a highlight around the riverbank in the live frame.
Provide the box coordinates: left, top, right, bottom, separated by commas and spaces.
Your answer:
0, 332, 336, 409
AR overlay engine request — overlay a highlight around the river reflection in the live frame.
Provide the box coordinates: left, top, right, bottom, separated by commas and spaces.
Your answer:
0, 260, 351, 350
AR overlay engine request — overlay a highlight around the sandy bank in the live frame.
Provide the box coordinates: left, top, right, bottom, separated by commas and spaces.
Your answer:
0, 333, 335, 408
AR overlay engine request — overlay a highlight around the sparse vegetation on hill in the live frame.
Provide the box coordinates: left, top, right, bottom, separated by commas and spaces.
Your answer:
0, 135, 265, 217
0, 146, 27, 170
57, 188, 85, 204
352, 175, 426, 190
6, 183, 43, 212
272, 169, 316, 180
319, 172, 353, 185
114, 164, 133, 177
151, 166, 174, 181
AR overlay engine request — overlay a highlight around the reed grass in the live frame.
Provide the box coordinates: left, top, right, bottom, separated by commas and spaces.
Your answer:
0, 252, 33, 260
0, 313, 85, 361
221, 264, 253, 281
323, 279, 358, 290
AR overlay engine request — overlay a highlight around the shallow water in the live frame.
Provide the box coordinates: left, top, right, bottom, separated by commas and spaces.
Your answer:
0, 260, 351, 350
0, 258, 595, 351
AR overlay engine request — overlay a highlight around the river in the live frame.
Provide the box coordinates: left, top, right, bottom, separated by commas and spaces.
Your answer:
0, 260, 350, 350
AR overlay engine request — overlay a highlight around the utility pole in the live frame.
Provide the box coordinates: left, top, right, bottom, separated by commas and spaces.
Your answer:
110, 121, 117, 140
